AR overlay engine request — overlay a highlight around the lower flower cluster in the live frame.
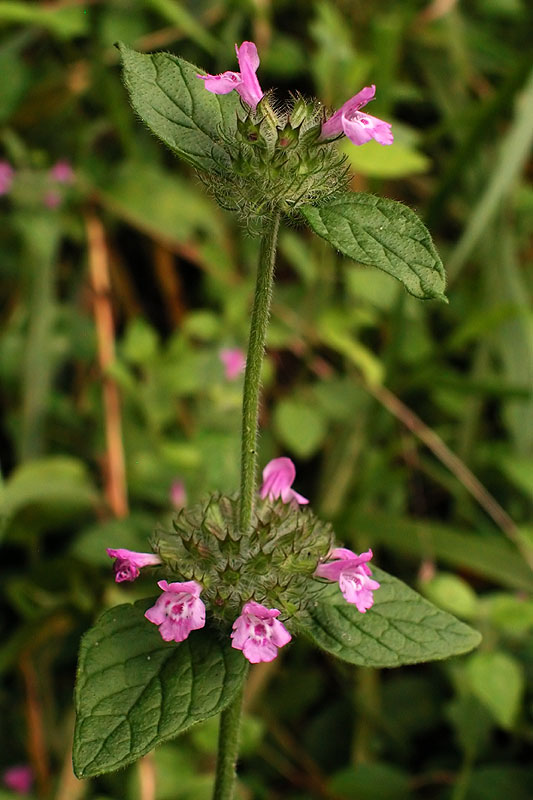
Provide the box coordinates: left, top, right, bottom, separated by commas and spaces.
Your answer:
106, 458, 380, 663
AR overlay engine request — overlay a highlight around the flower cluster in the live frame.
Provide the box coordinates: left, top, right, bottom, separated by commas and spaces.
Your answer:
107, 458, 380, 664
199, 41, 393, 149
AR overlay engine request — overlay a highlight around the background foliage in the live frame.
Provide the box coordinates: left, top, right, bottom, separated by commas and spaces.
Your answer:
1, 0, 532, 798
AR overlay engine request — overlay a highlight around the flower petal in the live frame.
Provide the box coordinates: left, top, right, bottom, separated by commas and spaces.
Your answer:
242, 638, 278, 663
242, 601, 280, 619
106, 548, 161, 568
314, 560, 349, 581
145, 603, 166, 626
342, 111, 393, 146
271, 618, 292, 647
197, 70, 242, 95
320, 85, 376, 139
235, 41, 263, 109
165, 580, 202, 596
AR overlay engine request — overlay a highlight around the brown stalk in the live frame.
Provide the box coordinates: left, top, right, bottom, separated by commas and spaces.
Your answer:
153, 242, 186, 327
138, 754, 157, 800
20, 655, 50, 798
365, 381, 532, 567
84, 210, 128, 518
54, 715, 87, 800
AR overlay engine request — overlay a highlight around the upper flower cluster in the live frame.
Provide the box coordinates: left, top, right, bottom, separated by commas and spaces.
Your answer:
198, 41, 393, 149
107, 458, 380, 663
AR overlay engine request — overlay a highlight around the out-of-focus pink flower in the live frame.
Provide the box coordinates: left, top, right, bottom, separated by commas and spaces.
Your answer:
170, 479, 187, 509
231, 601, 291, 663
0, 161, 14, 196
197, 41, 264, 110
2, 765, 33, 795
50, 160, 74, 183
260, 457, 308, 505
321, 85, 393, 147
220, 347, 246, 380
145, 580, 205, 642
106, 548, 162, 582
315, 548, 380, 612
44, 190, 62, 209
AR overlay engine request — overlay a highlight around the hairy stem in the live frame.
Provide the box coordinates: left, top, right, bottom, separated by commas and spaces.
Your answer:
212, 214, 280, 800
239, 213, 281, 533
212, 685, 246, 800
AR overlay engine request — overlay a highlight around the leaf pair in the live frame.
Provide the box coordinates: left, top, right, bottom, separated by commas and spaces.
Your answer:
73, 570, 480, 778
118, 43, 446, 302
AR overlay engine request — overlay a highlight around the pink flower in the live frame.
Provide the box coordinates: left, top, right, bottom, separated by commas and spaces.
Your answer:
321, 85, 393, 147
0, 161, 14, 196
145, 580, 206, 642
170, 479, 187, 509
106, 548, 162, 582
3, 765, 33, 795
197, 41, 264, 110
44, 189, 62, 209
231, 601, 291, 663
315, 548, 380, 612
220, 347, 246, 380
50, 160, 74, 183
260, 457, 308, 505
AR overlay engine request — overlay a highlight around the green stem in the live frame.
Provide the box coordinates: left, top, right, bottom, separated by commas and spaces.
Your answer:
211, 214, 280, 800
239, 213, 281, 533
212, 685, 246, 800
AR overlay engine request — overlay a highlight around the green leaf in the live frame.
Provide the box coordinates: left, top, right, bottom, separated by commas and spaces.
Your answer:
330, 763, 412, 800
341, 138, 431, 179
299, 568, 481, 667
420, 573, 479, 619
301, 193, 446, 301
0, 456, 97, 542
464, 651, 525, 729
0, 2, 88, 38
274, 399, 328, 458
117, 42, 240, 174
73, 599, 248, 778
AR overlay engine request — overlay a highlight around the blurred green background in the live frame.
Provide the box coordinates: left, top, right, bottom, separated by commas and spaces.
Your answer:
1, 0, 533, 798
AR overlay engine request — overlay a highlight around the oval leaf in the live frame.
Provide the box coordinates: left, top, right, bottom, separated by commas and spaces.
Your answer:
117, 42, 240, 174
301, 193, 446, 301
465, 650, 525, 729
73, 599, 247, 777
299, 568, 480, 667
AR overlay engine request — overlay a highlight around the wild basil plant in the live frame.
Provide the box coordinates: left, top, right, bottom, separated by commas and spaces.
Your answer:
72, 41, 480, 798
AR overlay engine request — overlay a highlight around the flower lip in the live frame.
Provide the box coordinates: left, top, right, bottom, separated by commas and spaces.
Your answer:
106, 548, 162, 583
145, 579, 206, 642
315, 547, 380, 613
231, 601, 292, 663
320, 84, 393, 147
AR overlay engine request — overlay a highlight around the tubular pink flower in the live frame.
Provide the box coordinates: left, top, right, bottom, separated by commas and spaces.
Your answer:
220, 347, 246, 380
260, 457, 308, 505
231, 601, 291, 663
315, 548, 380, 613
170, 478, 187, 509
197, 41, 264, 110
145, 580, 206, 642
50, 160, 74, 183
106, 548, 162, 583
320, 85, 393, 147
0, 161, 14, 196
2, 765, 33, 795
